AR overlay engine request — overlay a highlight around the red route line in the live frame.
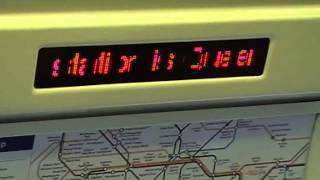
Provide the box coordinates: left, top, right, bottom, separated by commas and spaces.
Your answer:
75, 143, 309, 179
84, 158, 241, 179
58, 148, 306, 179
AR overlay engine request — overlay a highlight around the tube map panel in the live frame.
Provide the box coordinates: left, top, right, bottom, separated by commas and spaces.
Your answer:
0, 114, 315, 180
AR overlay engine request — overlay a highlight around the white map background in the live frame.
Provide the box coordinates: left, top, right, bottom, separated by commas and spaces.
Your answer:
0, 114, 315, 180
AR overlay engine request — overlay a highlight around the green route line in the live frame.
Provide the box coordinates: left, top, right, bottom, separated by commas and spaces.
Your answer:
237, 142, 309, 172
151, 165, 167, 180
57, 133, 83, 178
152, 165, 166, 180
193, 120, 233, 156
178, 163, 186, 180
290, 143, 310, 164
31, 142, 59, 165
152, 124, 192, 180
128, 169, 140, 180
106, 129, 131, 163
261, 163, 305, 180
172, 123, 190, 158
200, 120, 310, 141
184, 120, 308, 154
36, 143, 60, 180
260, 143, 310, 179
99, 130, 130, 165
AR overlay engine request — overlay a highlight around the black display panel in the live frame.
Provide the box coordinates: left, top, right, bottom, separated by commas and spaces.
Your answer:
34, 38, 269, 88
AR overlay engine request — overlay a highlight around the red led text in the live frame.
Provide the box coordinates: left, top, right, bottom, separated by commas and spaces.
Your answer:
67, 53, 87, 76
50, 48, 256, 78
214, 50, 231, 68
151, 50, 161, 72
93, 52, 112, 75
118, 55, 137, 73
237, 49, 254, 67
190, 47, 209, 70
51, 59, 61, 78
167, 53, 175, 71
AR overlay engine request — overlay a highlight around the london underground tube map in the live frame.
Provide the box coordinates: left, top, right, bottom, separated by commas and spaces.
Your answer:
0, 114, 315, 180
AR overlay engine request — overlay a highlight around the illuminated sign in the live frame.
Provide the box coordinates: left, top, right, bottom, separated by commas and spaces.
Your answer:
34, 38, 269, 88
